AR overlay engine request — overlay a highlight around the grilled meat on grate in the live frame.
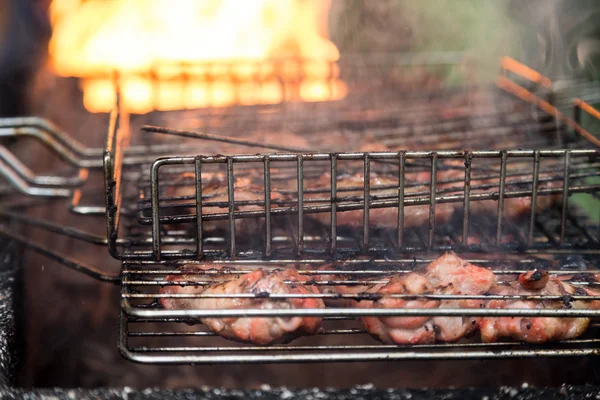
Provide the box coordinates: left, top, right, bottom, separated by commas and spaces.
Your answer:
357, 272, 441, 344
157, 253, 600, 347
480, 274, 600, 344
160, 267, 325, 345
306, 171, 457, 229
357, 252, 496, 344
166, 171, 289, 236
356, 253, 600, 345
304, 162, 562, 231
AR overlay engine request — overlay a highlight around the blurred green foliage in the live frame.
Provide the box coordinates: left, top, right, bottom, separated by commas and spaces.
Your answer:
572, 107, 600, 221
332, 0, 526, 84
407, 0, 523, 81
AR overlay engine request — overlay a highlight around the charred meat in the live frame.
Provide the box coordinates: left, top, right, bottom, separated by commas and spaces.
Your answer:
160, 266, 324, 345
356, 252, 496, 344
305, 171, 456, 229
165, 171, 289, 236
480, 273, 600, 343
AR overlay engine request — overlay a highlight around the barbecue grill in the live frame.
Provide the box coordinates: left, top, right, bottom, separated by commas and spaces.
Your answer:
0, 52, 599, 377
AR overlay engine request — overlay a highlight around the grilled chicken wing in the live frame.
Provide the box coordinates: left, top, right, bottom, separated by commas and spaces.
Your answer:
166, 171, 289, 236
480, 273, 600, 343
426, 252, 497, 294
160, 267, 324, 345
303, 156, 561, 231
424, 252, 497, 342
357, 273, 440, 344
357, 252, 496, 344
306, 172, 456, 229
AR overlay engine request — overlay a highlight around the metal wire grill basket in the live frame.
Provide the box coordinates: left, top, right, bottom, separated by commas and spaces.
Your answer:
1, 56, 600, 364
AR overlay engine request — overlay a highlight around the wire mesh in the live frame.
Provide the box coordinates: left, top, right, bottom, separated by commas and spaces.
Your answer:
116, 60, 600, 364
119, 255, 600, 364
1, 56, 600, 365
135, 149, 600, 260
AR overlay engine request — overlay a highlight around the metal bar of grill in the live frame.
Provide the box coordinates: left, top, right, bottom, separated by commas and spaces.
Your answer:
124, 292, 600, 302
144, 125, 312, 153
462, 152, 472, 245
297, 155, 304, 255
227, 158, 236, 257
528, 151, 541, 246
362, 154, 370, 251
119, 349, 600, 365
495, 151, 507, 246
150, 158, 162, 260
127, 338, 600, 351
428, 154, 437, 249
397, 151, 406, 249
560, 151, 571, 244
264, 157, 272, 256
330, 155, 337, 255
194, 156, 203, 258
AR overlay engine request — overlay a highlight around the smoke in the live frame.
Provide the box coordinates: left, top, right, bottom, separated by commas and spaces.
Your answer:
331, 0, 520, 83
406, 0, 523, 81
330, 0, 600, 82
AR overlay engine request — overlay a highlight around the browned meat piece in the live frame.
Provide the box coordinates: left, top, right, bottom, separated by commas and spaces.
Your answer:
305, 172, 455, 229
313, 263, 377, 308
159, 264, 232, 310
356, 252, 496, 344
468, 178, 561, 220
425, 252, 496, 342
165, 171, 289, 235
160, 266, 325, 345
518, 269, 550, 290
165, 171, 228, 199
480, 273, 600, 343
436, 160, 562, 221
357, 273, 439, 344
426, 252, 497, 295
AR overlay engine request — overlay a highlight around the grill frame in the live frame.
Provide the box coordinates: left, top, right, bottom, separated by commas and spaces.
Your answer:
116, 59, 600, 364
119, 256, 600, 365
112, 61, 600, 262
1, 56, 600, 365
140, 148, 600, 260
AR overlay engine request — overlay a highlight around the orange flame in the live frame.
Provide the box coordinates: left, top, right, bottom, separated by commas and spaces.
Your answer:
49, 0, 347, 113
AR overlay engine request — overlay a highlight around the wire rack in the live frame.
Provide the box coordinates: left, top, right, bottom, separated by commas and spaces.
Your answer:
119, 256, 600, 364
1, 56, 600, 364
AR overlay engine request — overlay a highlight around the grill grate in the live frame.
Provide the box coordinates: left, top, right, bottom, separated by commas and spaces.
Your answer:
119, 60, 600, 363
1, 56, 600, 365
119, 256, 600, 364
136, 149, 600, 260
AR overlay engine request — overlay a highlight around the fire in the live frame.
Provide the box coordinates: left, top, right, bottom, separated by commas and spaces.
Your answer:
49, 0, 347, 113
